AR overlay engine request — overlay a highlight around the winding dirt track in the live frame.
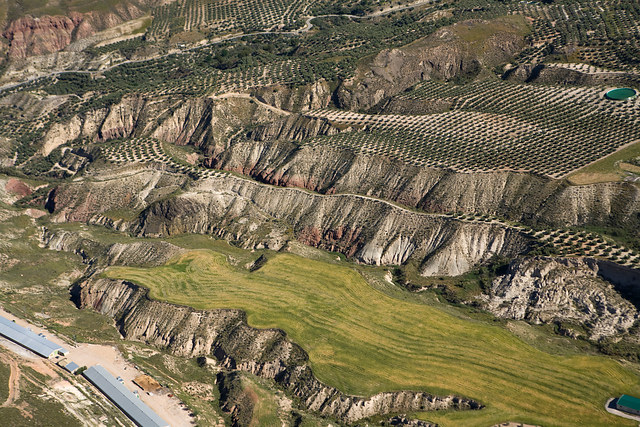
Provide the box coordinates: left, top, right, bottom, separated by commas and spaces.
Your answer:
1, 357, 20, 407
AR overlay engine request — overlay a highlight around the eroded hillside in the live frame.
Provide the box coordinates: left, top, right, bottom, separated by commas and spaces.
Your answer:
1, 0, 640, 425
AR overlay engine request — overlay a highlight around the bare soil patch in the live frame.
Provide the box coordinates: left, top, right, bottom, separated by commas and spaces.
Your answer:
5, 179, 32, 198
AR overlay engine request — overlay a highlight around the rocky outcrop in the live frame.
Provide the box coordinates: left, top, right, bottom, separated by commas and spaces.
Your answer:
151, 98, 214, 146
40, 226, 183, 267
43, 116, 83, 155
246, 115, 341, 144
337, 18, 527, 111
40, 94, 163, 149
98, 94, 147, 141
482, 257, 639, 340
47, 165, 187, 223
151, 95, 282, 153
251, 80, 332, 112
72, 277, 482, 422
3, 14, 84, 59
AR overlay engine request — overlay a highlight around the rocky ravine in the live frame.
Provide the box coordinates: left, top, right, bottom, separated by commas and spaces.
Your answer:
482, 256, 640, 340
72, 277, 482, 423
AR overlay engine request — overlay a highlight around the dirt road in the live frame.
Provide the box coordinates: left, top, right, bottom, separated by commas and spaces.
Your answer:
1, 356, 20, 407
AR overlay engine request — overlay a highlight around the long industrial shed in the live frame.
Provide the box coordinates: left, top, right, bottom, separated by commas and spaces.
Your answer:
0, 315, 67, 358
83, 365, 169, 427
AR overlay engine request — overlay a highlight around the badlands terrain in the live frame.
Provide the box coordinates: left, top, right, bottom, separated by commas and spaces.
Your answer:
1, 0, 640, 425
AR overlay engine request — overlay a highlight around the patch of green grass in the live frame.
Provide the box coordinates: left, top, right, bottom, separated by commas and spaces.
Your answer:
568, 140, 640, 185
0, 288, 122, 345
240, 375, 281, 426
0, 358, 9, 403
0, 215, 83, 289
0, 216, 119, 345
105, 250, 640, 427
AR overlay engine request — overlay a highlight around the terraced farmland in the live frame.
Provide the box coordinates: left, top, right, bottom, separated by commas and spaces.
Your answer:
104, 249, 640, 427
148, 0, 310, 38
531, 228, 640, 266
512, 0, 640, 71
101, 138, 225, 179
304, 78, 640, 177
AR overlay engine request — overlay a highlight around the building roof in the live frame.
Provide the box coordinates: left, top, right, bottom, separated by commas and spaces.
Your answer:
83, 365, 168, 427
0, 316, 67, 358
618, 394, 640, 411
64, 362, 80, 373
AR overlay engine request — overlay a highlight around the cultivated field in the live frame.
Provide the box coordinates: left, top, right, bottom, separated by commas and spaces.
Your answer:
305, 78, 640, 178
104, 250, 640, 427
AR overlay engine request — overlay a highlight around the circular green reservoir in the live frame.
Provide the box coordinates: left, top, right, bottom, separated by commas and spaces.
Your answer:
605, 87, 637, 100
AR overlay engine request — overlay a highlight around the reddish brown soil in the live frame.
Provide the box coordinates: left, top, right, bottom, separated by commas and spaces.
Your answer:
5, 179, 32, 198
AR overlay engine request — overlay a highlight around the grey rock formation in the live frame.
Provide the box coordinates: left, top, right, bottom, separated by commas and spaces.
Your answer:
251, 79, 332, 112
482, 257, 639, 340
130, 175, 530, 275
40, 227, 183, 267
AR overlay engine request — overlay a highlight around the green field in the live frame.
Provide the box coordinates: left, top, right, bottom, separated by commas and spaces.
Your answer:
104, 249, 640, 426
568, 140, 640, 185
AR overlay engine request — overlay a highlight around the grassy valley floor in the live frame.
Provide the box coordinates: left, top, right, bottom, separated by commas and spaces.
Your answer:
104, 249, 640, 426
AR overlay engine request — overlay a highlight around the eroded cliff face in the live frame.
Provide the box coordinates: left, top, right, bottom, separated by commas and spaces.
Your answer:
4, 14, 84, 59
47, 165, 187, 224
2, 1, 148, 59
40, 94, 169, 153
44, 163, 531, 276
40, 227, 184, 267
251, 80, 332, 112
72, 277, 482, 422
39, 94, 288, 156
129, 175, 531, 275
205, 138, 640, 230
482, 257, 640, 340
245, 115, 341, 144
